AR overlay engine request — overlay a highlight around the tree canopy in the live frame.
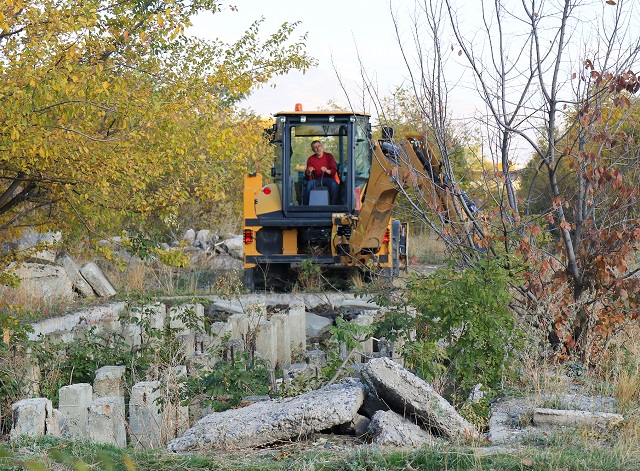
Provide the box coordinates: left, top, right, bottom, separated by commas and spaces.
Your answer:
0, 0, 316, 246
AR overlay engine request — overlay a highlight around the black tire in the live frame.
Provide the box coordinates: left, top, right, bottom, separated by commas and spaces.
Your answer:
243, 267, 255, 292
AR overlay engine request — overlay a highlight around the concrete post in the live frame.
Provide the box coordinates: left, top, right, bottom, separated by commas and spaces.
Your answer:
59, 383, 93, 438
161, 366, 189, 443
255, 320, 277, 368
271, 313, 291, 369
10, 398, 52, 439
288, 303, 307, 354
80, 262, 116, 297
88, 397, 127, 448
129, 381, 162, 449
227, 313, 248, 341
94, 365, 126, 399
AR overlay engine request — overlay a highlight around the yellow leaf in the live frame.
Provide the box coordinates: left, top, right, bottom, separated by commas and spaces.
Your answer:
102, 81, 109, 89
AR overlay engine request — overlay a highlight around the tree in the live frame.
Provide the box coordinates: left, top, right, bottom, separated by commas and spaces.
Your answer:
367, 0, 640, 362
0, 0, 316, 249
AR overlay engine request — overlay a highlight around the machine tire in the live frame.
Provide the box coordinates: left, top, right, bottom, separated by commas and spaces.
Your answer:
243, 267, 255, 292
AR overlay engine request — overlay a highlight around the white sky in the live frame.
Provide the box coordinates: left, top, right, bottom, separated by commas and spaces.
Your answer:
188, 0, 417, 118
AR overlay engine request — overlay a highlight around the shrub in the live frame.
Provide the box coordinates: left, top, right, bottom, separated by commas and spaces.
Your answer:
374, 255, 525, 405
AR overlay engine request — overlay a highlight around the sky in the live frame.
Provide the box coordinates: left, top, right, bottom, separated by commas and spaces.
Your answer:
188, 0, 418, 119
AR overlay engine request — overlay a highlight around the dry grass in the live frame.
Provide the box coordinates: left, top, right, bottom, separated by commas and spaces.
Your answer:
409, 230, 448, 265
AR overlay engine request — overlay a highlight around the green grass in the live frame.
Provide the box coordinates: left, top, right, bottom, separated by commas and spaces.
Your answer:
2, 435, 639, 471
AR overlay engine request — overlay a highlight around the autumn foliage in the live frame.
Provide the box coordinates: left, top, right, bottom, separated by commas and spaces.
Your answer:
0, 0, 315, 245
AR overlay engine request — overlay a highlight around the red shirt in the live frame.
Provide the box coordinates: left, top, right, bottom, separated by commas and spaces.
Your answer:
306, 152, 337, 179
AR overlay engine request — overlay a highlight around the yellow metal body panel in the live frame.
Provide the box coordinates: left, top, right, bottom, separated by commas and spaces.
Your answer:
283, 229, 298, 255
243, 173, 263, 268
255, 183, 282, 215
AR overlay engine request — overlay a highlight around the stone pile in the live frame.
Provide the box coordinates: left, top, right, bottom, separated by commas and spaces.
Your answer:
4, 229, 116, 301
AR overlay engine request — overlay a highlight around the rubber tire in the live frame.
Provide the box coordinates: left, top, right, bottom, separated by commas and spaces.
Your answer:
243, 267, 255, 292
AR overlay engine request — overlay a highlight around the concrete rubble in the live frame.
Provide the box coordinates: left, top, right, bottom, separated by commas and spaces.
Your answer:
361, 357, 479, 441
9, 293, 627, 452
369, 410, 438, 447
167, 380, 366, 451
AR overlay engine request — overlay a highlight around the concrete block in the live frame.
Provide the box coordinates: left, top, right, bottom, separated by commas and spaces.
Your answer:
271, 313, 291, 370
255, 320, 277, 367
533, 408, 624, 429
94, 365, 126, 399
129, 381, 162, 449
177, 333, 195, 358
122, 323, 142, 350
10, 398, 52, 439
288, 303, 307, 354
129, 303, 167, 333
88, 397, 127, 448
46, 408, 70, 438
306, 311, 332, 339
228, 313, 248, 340
80, 262, 116, 297
57, 253, 95, 298
59, 383, 93, 438
10, 263, 75, 302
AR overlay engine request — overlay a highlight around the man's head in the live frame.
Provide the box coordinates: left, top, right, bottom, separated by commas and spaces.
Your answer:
311, 140, 323, 157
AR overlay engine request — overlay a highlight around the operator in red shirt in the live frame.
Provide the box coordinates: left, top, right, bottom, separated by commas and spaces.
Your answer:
304, 140, 339, 205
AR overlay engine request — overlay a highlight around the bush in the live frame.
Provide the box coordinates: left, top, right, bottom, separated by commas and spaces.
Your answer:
375, 255, 525, 406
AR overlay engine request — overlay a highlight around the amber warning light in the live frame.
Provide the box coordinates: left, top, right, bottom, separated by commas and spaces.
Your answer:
295, 103, 303, 111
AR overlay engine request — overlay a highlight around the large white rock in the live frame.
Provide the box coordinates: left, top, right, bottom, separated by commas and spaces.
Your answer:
167, 380, 366, 451
220, 235, 243, 260
361, 357, 478, 441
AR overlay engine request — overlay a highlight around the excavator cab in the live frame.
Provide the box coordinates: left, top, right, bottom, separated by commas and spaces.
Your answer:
268, 110, 372, 214
243, 107, 406, 291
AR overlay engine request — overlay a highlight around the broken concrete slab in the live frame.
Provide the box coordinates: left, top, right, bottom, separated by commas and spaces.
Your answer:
57, 253, 95, 298
167, 380, 366, 451
533, 408, 624, 429
369, 410, 438, 447
361, 357, 478, 441
80, 262, 116, 297
306, 311, 333, 339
